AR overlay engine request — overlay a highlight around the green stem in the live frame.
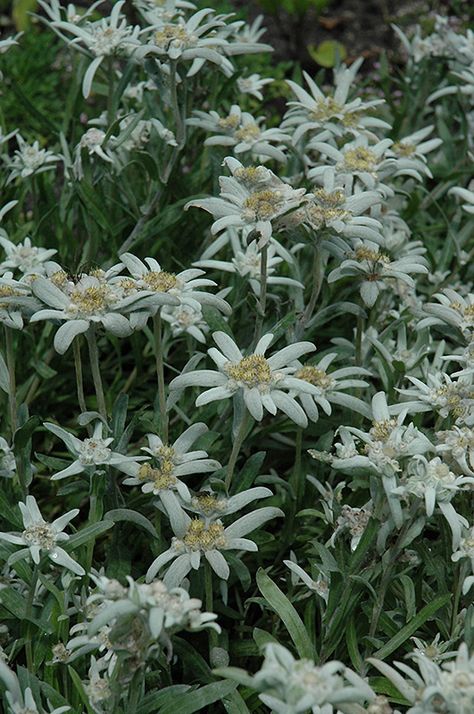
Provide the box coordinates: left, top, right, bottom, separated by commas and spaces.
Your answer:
106, 57, 115, 126
296, 246, 323, 339
73, 337, 87, 414
253, 243, 268, 345
204, 561, 218, 657
25, 563, 40, 671
4, 326, 17, 438
291, 428, 304, 508
153, 311, 168, 444
225, 410, 251, 491
355, 313, 365, 366
86, 326, 107, 419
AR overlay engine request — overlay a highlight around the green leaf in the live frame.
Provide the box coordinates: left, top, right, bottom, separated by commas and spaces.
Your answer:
159, 681, 238, 714
137, 686, 191, 714
256, 568, 314, 659
0, 351, 10, 393
66, 520, 114, 550
67, 666, 96, 714
373, 594, 451, 660
104, 509, 157, 538
307, 40, 347, 68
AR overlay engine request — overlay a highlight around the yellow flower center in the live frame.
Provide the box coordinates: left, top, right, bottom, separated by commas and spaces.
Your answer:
370, 418, 397, 442
0, 286, 22, 298
217, 114, 240, 131
22, 523, 55, 550
343, 147, 377, 172
70, 285, 112, 314
310, 97, 343, 121
155, 25, 190, 48
392, 141, 416, 157
234, 125, 261, 141
193, 493, 227, 515
234, 166, 268, 185
50, 270, 68, 287
143, 271, 177, 292
183, 520, 226, 550
226, 354, 272, 388
138, 462, 176, 490
296, 366, 334, 390
243, 189, 283, 220
354, 247, 390, 263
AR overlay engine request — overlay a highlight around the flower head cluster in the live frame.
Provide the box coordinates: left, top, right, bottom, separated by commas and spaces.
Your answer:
0, 495, 84, 575
186, 157, 308, 244
146, 502, 282, 585
170, 331, 320, 427
5, 134, 60, 183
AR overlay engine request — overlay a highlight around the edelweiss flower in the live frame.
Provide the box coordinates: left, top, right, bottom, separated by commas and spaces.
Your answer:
44, 421, 142, 481
52, 1, 141, 97
284, 559, 330, 602
290, 167, 382, 243
147, 505, 282, 585
330, 503, 372, 551
0, 437, 16, 479
118, 253, 231, 326
392, 455, 472, 547
237, 73, 273, 100
0, 235, 57, 276
328, 238, 428, 308
386, 125, 442, 179
161, 303, 209, 342
195, 238, 302, 296
230, 643, 374, 713
437, 425, 474, 474
73, 128, 115, 179
170, 331, 319, 427
79, 574, 219, 652
184, 486, 273, 524
29, 265, 165, 353
118, 423, 220, 531
396, 372, 474, 425
308, 135, 415, 197
188, 106, 289, 162
292, 354, 371, 422
0, 272, 39, 329
452, 527, 474, 593
420, 288, 474, 341
186, 156, 307, 244
332, 392, 433, 527
368, 642, 474, 714
6, 134, 60, 183
0, 495, 84, 575
283, 58, 388, 143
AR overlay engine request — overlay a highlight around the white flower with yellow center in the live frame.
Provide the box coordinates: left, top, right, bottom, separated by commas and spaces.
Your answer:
437, 425, 474, 475
0, 495, 84, 575
188, 106, 289, 162
6, 134, 60, 183
0, 272, 39, 330
118, 253, 231, 326
161, 303, 209, 343
44, 421, 142, 481
195, 238, 303, 296
146, 505, 282, 586
237, 643, 374, 713
293, 353, 371, 422
186, 156, 308, 244
386, 125, 442, 179
237, 73, 273, 101
170, 331, 320, 427
51, 1, 141, 97
396, 372, 474, 425
184, 486, 273, 525
328, 238, 428, 308
332, 392, 433, 528
118, 423, 221, 532
420, 288, 474, 341
283, 58, 388, 142
29, 264, 167, 353
0, 235, 57, 276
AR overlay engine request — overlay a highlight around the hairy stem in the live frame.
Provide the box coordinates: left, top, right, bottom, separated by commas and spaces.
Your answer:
253, 243, 268, 345
73, 337, 87, 414
86, 326, 107, 419
204, 561, 218, 658
25, 563, 40, 671
153, 311, 168, 444
225, 409, 251, 491
4, 326, 17, 437
296, 246, 324, 339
